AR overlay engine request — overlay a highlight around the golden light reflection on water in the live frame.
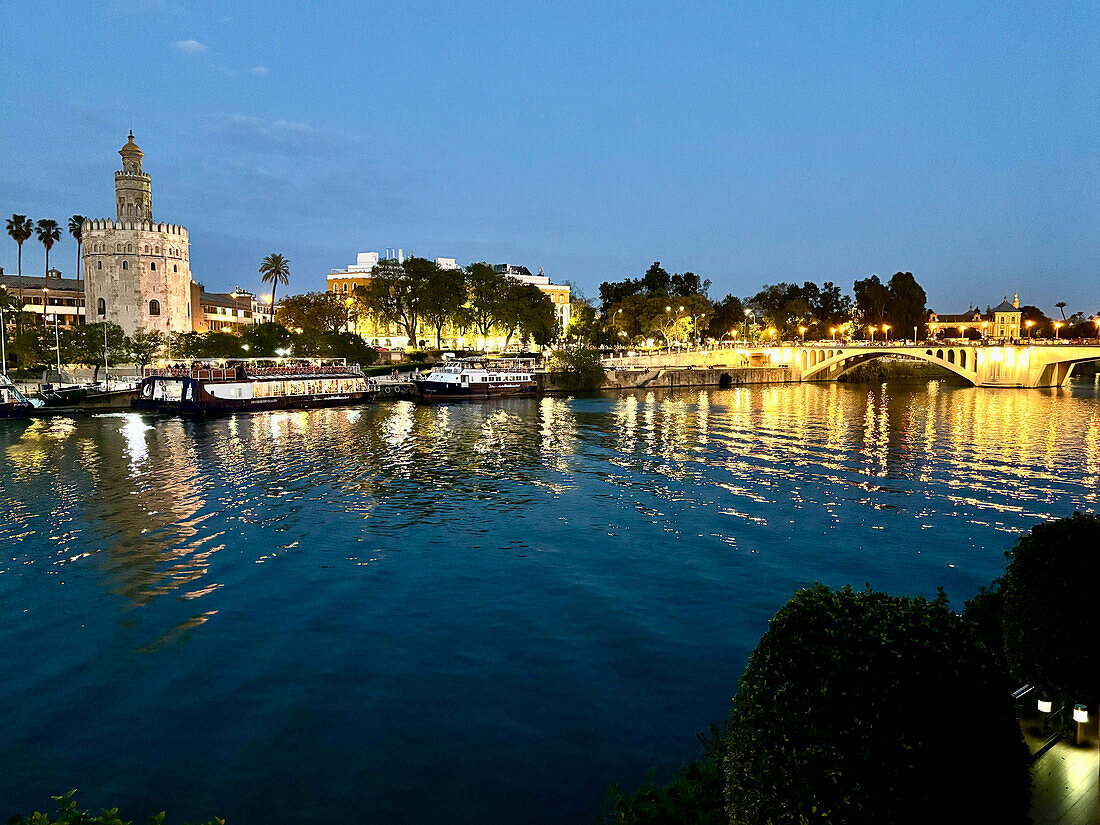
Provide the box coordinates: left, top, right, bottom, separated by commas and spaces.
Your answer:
2, 383, 1099, 652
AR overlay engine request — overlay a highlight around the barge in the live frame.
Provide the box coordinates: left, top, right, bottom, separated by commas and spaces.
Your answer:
133, 357, 377, 416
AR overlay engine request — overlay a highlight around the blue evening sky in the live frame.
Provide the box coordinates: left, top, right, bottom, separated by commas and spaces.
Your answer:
1, 1, 1097, 314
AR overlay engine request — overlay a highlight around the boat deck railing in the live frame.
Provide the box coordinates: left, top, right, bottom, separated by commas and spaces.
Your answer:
144, 363, 363, 380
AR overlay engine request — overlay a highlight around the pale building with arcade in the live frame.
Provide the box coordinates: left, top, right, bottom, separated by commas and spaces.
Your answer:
927, 294, 1024, 340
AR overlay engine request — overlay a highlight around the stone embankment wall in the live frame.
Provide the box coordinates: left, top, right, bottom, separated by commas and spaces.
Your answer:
538, 366, 793, 392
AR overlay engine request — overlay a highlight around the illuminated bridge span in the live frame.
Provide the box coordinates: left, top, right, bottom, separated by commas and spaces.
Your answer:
602, 343, 1100, 388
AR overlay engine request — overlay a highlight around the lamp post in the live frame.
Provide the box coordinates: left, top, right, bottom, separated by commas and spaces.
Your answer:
868, 325, 876, 343
798, 325, 807, 342
882, 324, 890, 342
0, 302, 6, 377
103, 319, 109, 387
1054, 321, 1063, 340
913, 325, 918, 344
1026, 319, 1034, 341
1073, 704, 1089, 746
51, 309, 61, 380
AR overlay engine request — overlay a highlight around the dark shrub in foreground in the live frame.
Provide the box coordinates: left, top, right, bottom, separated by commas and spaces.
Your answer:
1002, 511, 1100, 703
605, 723, 727, 825
724, 585, 1030, 825
7, 790, 223, 825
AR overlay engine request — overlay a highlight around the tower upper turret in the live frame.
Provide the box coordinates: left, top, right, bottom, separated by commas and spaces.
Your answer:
115, 131, 152, 221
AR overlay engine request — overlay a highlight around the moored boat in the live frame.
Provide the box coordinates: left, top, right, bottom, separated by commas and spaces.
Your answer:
0, 374, 34, 419
414, 357, 539, 401
132, 357, 377, 416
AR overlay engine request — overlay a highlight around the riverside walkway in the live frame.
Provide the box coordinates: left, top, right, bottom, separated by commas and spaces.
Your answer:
602, 341, 1100, 388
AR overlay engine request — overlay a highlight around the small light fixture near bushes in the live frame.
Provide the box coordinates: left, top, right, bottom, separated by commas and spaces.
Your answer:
1037, 698, 1052, 714
1073, 704, 1089, 724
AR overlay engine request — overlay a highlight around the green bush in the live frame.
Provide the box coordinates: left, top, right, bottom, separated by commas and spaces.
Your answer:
7, 790, 222, 825
605, 723, 728, 825
724, 585, 1030, 825
548, 348, 606, 391
1001, 511, 1100, 703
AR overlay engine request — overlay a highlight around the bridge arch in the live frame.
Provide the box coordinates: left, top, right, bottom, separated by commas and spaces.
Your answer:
799, 346, 978, 385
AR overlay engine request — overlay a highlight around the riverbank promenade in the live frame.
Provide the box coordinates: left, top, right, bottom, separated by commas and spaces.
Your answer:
1031, 717, 1099, 825
602, 341, 1100, 388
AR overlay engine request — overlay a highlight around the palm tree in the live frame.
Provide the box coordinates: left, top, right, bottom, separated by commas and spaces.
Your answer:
69, 215, 86, 279
35, 219, 61, 276
1055, 301, 1067, 321
258, 253, 290, 313
6, 214, 33, 276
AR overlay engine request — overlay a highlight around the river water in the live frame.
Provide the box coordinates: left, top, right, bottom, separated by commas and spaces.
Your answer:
3, 380, 1099, 823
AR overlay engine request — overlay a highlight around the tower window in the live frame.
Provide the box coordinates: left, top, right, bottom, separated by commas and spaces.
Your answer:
97, 261, 102, 270
122, 261, 128, 270
149, 300, 161, 316
173, 264, 178, 272
97, 298, 106, 316
150, 262, 156, 271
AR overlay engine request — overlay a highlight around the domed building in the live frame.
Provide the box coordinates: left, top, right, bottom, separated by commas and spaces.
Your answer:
82, 133, 194, 335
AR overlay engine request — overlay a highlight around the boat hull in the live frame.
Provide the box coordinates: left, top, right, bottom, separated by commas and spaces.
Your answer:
132, 390, 377, 416
0, 403, 33, 419
414, 379, 539, 401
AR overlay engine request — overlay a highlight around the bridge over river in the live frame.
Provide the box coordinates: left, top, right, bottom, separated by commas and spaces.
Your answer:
601, 342, 1100, 388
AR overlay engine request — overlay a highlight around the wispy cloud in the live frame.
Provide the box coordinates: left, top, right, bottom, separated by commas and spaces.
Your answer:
172, 39, 208, 54
250, 66, 269, 78
202, 115, 351, 157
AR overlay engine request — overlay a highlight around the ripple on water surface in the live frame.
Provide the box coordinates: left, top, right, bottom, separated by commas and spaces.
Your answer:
1, 382, 1098, 824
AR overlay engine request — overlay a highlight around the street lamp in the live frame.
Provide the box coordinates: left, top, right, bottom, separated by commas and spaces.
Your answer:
42, 286, 49, 327
882, 324, 890, 341
0, 283, 6, 376
868, 325, 876, 343
50, 308, 61, 380
798, 325, 807, 342
1026, 319, 1034, 341
1054, 321, 1063, 340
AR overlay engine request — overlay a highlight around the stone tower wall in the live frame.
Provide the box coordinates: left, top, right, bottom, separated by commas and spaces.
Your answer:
82, 219, 192, 335
115, 170, 153, 221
